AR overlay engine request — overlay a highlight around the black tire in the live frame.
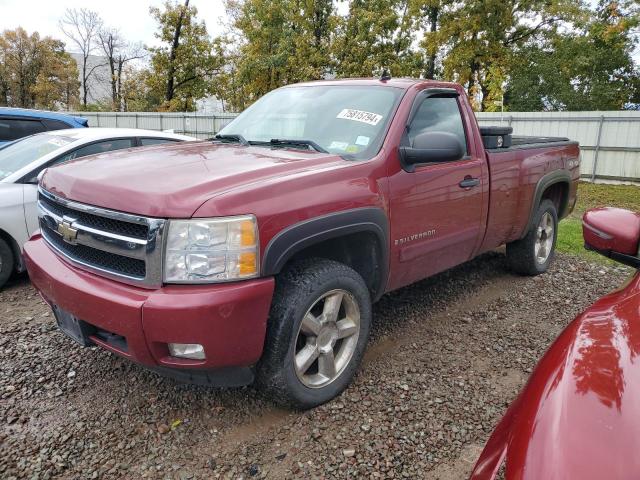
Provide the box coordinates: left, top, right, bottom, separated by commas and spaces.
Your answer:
506, 199, 558, 276
257, 258, 372, 409
0, 237, 14, 289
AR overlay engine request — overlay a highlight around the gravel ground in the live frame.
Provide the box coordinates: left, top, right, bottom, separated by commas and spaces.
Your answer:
0, 252, 631, 479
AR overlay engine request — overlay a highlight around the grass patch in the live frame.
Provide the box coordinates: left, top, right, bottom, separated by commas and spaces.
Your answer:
556, 218, 614, 264
556, 182, 640, 263
569, 182, 640, 219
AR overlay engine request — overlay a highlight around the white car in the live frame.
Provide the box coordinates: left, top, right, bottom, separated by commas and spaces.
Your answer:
0, 128, 196, 288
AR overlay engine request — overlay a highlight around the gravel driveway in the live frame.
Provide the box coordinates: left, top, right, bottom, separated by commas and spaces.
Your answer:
0, 252, 631, 479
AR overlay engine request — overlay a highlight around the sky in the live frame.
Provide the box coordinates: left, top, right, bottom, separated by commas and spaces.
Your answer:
0, 0, 229, 50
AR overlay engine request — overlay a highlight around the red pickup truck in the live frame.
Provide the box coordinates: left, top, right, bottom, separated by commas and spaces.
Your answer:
24, 78, 580, 408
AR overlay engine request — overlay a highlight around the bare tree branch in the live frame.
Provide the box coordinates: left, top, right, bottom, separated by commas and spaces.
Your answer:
59, 8, 102, 106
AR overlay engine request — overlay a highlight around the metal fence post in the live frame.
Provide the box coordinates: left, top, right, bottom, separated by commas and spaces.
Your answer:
135, 113, 138, 129
591, 115, 605, 182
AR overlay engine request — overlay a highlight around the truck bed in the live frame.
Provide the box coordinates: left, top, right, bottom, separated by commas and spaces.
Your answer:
488, 135, 577, 152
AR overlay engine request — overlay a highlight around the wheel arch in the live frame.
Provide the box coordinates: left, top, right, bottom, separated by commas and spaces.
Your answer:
262, 208, 389, 301
523, 170, 571, 238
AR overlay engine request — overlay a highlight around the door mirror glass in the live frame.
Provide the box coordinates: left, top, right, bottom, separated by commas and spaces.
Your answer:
583, 207, 640, 268
400, 131, 464, 170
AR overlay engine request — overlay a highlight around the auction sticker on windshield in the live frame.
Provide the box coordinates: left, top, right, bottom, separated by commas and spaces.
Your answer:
337, 109, 383, 126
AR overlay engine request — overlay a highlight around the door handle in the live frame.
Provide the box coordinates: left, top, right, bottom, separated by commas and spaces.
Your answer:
459, 177, 480, 189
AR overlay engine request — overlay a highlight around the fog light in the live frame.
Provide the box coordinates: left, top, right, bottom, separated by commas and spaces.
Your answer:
168, 343, 206, 360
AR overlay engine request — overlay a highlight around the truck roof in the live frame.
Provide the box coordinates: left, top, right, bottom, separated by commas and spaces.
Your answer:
0, 107, 88, 127
285, 77, 459, 90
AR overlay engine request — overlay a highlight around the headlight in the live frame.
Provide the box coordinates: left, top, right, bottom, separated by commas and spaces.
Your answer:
164, 215, 259, 283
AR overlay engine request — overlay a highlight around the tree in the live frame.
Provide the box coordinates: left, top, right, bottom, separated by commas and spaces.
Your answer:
147, 0, 224, 111
0, 28, 79, 109
118, 65, 155, 111
333, 0, 422, 78
59, 8, 103, 107
31, 45, 80, 110
98, 28, 145, 111
506, 0, 640, 111
221, 0, 335, 108
429, 0, 584, 110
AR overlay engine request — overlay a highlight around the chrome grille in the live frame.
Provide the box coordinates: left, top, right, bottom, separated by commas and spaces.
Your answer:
39, 194, 149, 239
38, 188, 166, 288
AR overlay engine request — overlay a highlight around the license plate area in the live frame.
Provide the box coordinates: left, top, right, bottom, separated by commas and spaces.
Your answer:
52, 305, 95, 347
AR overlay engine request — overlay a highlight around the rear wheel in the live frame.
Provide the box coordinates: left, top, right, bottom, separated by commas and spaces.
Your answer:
257, 259, 371, 409
0, 238, 14, 289
506, 199, 558, 275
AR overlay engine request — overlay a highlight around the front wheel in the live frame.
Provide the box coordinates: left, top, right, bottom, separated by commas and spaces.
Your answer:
506, 199, 558, 275
0, 238, 14, 290
257, 259, 371, 409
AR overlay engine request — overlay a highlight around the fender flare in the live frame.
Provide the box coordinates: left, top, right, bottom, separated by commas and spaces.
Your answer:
524, 170, 571, 236
262, 207, 390, 299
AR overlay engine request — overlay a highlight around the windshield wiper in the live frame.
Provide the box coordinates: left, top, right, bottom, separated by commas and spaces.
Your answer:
254, 138, 329, 154
211, 134, 248, 145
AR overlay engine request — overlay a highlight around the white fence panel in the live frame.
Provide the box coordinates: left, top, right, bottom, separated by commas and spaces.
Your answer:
73, 110, 640, 183
72, 112, 239, 139
476, 111, 640, 183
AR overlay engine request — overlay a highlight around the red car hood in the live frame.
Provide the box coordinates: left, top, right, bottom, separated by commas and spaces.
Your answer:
471, 271, 640, 480
41, 142, 344, 218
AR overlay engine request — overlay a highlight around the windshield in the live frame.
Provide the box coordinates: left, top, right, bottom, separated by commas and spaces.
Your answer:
0, 134, 75, 181
218, 85, 403, 160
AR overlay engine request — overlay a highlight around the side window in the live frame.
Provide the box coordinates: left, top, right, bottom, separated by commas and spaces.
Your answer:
41, 119, 72, 131
408, 97, 468, 156
0, 118, 47, 141
139, 138, 180, 146
55, 139, 134, 164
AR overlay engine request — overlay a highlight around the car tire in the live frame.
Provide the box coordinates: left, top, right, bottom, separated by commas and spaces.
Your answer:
257, 258, 372, 409
506, 199, 558, 276
0, 237, 14, 289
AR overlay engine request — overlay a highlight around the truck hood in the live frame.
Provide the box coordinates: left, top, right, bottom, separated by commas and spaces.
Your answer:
41, 141, 345, 218
471, 272, 640, 480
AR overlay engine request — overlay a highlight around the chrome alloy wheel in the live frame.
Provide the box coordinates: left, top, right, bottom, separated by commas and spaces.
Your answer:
293, 289, 360, 389
535, 212, 554, 264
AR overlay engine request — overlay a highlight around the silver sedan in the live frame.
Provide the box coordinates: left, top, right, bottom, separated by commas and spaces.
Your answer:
0, 128, 196, 288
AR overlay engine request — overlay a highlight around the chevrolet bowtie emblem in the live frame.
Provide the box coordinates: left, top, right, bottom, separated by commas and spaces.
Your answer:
57, 220, 78, 244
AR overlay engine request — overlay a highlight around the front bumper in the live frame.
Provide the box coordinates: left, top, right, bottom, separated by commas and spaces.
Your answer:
24, 235, 275, 381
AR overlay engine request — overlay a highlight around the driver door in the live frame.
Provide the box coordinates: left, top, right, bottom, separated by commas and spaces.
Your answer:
388, 93, 485, 290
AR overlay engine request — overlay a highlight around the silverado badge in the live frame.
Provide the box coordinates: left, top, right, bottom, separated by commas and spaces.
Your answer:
57, 220, 78, 244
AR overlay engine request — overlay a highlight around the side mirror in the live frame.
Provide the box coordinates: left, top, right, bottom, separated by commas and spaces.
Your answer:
583, 208, 640, 269
399, 131, 464, 172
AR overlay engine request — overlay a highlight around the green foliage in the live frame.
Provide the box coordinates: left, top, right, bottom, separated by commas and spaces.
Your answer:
219, 0, 337, 110
333, 0, 422, 78
12, 0, 636, 112
507, 1, 640, 111
146, 0, 225, 111
0, 28, 79, 110
217, 0, 638, 113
